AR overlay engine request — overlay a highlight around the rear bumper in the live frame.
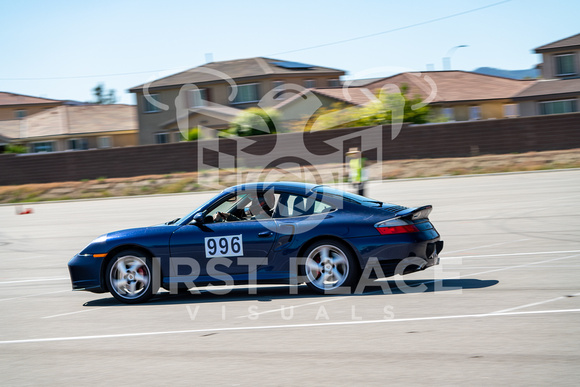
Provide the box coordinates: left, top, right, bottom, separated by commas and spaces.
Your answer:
349, 235, 443, 277
67, 254, 106, 293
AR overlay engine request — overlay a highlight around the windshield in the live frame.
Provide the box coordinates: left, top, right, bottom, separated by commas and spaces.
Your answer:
173, 202, 207, 226
312, 186, 384, 207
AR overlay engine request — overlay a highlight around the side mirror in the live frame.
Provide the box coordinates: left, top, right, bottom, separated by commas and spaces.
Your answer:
192, 212, 204, 225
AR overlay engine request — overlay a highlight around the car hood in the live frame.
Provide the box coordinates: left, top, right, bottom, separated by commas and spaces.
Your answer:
79, 225, 179, 255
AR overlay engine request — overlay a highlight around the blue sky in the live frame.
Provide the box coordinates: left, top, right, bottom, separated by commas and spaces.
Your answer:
1, 0, 578, 104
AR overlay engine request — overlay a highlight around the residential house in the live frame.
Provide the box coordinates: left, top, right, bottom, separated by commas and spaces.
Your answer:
535, 33, 580, 79
0, 91, 64, 121
129, 57, 345, 143
361, 71, 533, 121
514, 33, 580, 116
0, 104, 138, 153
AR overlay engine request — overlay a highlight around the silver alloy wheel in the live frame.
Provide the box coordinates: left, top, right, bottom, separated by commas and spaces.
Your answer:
109, 255, 151, 300
305, 244, 350, 290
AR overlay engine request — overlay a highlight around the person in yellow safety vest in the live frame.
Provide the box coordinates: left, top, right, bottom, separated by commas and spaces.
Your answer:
348, 149, 366, 196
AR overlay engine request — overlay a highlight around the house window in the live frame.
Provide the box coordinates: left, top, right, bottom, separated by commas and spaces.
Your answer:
272, 81, 285, 100
443, 107, 455, 121
14, 109, 27, 119
469, 106, 481, 120
503, 104, 519, 118
98, 136, 112, 148
232, 83, 259, 104
327, 79, 340, 87
304, 79, 316, 88
31, 141, 55, 153
155, 132, 171, 144
555, 54, 576, 76
67, 138, 89, 150
143, 94, 161, 113
539, 99, 577, 115
189, 89, 208, 108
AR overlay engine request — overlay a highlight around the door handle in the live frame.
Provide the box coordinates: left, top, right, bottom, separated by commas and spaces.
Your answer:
258, 231, 274, 238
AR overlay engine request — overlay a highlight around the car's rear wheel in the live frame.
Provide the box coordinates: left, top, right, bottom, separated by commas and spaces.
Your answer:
302, 240, 359, 294
105, 250, 158, 304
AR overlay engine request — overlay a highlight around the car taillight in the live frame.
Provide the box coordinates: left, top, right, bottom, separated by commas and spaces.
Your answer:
375, 224, 419, 235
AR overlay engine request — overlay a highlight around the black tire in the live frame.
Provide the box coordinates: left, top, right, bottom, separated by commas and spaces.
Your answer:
105, 250, 159, 304
301, 240, 359, 294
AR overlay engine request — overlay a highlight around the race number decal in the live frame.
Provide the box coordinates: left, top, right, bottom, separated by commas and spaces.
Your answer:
204, 235, 244, 258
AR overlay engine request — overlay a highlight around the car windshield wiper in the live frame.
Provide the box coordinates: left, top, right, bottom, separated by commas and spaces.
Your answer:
364, 200, 383, 207
165, 218, 181, 225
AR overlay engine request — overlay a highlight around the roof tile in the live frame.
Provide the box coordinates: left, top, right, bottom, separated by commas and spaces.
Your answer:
0, 104, 137, 140
535, 33, 580, 53
129, 57, 345, 92
0, 91, 63, 107
512, 78, 580, 100
365, 71, 534, 103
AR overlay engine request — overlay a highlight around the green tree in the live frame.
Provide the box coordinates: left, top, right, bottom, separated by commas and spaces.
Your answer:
304, 102, 360, 132
92, 83, 117, 104
304, 84, 431, 131
226, 108, 279, 137
181, 127, 200, 141
3, 144, 27, 154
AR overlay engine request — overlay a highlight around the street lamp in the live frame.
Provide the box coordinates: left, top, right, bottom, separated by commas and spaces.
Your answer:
443, 45, 469, 70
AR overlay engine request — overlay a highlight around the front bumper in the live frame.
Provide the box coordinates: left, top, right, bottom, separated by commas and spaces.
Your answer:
67, 254, 106, 293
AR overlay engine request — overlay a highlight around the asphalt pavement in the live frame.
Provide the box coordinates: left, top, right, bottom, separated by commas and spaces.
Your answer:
1, 170, 579, 386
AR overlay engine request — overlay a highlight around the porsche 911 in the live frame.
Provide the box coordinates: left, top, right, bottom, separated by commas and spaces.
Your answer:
68, 182, 443, 303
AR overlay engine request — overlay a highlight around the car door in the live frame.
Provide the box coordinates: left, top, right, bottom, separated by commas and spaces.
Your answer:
169, 191, 277, 281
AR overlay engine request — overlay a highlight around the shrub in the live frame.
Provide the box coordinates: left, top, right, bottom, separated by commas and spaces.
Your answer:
182, 127, 200, 141
4, 144, 27, 154
303, 84, 431, 132
227, 108, 279, 137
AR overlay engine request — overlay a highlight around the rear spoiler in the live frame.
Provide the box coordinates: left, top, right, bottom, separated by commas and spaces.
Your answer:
395, 205, 433, 220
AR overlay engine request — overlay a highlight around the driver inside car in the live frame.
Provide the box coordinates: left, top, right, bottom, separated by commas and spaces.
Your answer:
247, 191, 274, 220
212, 211, 240, 222
213, 191, 274, 222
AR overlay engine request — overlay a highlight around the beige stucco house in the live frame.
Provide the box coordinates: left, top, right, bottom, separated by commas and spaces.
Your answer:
362, 71, 533, 121
514, 33, 580, 116
0, 92, 64, 122
129, 57, 345, 143
0, 104, 138, 153
536, 33, 580, 79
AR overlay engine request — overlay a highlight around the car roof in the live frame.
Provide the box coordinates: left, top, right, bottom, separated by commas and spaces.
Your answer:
223, 181, 320, 195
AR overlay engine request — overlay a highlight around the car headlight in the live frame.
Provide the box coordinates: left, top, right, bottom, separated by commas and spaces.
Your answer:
79, 234, 108, 256
92, 234, 108, 244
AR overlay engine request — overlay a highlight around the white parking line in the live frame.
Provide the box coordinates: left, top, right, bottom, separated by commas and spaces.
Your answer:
444, 265, 580, 269
236, 297, 349, 319
41, 252, 580, 321
236, 254, 580, 320
1, 308, 579, 345
443, 238, 531, 255
0, 277, 69, 285
0, 289, 69, 302
441, 250, 580, 260
493, 292, 580, 314
456, 254, 579, 277
43, 307, 114, 319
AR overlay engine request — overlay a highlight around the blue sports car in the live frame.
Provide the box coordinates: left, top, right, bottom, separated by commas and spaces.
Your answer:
68, 182, 443, 303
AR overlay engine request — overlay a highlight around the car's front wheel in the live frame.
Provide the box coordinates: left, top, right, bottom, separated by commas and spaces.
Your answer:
105, 250, 158, 304
302, 240, 359, 294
